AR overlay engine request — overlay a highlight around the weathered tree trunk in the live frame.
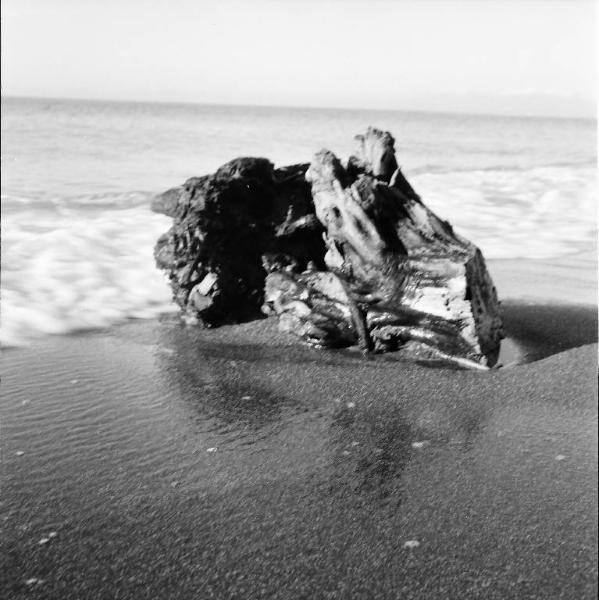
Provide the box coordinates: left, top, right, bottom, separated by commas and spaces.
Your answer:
263, 128, 503, 367
153, 128, 503, 367
152, 158, 325, 325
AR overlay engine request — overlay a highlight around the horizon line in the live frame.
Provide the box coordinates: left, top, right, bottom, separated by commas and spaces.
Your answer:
2, 93, 596, 123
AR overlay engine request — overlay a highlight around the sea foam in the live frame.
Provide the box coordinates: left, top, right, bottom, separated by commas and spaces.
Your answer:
414, 164, 596, 259
1, 194, 177, 346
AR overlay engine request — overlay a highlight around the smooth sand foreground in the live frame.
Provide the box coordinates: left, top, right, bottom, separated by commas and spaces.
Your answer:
1, 293, 597, 599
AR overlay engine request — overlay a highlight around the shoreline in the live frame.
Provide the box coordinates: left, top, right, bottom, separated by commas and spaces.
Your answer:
488, 249, 597, 308
2, 296, 597, 369
1, 249, 596, 352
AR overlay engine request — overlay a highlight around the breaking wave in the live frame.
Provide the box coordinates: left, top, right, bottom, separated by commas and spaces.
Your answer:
1, 192, 177, 347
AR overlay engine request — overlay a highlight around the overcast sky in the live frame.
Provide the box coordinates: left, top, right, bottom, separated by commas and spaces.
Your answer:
1, 0, 596, 117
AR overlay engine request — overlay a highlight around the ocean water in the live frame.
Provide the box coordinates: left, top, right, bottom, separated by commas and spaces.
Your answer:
1, 97, 596, 346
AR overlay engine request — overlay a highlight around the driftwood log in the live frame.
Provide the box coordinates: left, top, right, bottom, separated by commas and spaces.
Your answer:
153, 128, 503, 368
152, 158, 325, 324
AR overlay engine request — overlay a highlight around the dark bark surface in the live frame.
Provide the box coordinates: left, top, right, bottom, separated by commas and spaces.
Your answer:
152, 158, 325, 325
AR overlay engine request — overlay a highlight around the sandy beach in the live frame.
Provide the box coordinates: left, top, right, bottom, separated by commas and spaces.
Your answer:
1, 254, 597, 600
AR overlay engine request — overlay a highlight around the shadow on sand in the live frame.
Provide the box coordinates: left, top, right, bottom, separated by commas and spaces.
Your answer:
499, 301, 597, 366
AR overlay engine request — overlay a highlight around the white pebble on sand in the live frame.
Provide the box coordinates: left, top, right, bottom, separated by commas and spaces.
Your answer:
70, 379, 79, 384
403, 540, 421, 550
346, 402, 355, 409
38, 538, 50, 545
15, 451, 25, 457
207, 447, 217, 453
241, 396, 252, 400
48, 532, 58, 538
555, 454, 566, 461
25, 578, 43, 586
411, 441, 429, 449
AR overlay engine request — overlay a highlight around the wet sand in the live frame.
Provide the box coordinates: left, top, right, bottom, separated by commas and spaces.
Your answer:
1, 256, 597, 599
490, 250, 597, 307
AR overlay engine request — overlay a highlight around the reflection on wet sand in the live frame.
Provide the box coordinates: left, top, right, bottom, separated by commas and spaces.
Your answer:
160, 349, 290, 430
326, 392, 488, 506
